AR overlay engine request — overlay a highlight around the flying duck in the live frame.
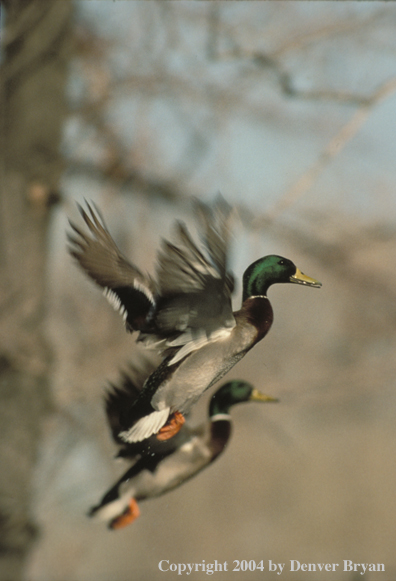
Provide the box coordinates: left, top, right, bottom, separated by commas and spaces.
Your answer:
89, 366, 277, 529
68, 197, 321, 443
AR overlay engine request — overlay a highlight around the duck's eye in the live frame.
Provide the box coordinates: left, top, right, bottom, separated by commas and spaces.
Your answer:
278, 259, 285, 265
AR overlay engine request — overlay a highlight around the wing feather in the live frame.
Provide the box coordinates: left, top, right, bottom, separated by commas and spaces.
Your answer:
68, 197, 236, 362
68, 203, 156, 330
145, 195, 236, 357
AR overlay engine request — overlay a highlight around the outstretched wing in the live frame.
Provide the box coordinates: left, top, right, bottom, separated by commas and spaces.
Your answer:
69, 197, 236, 366
68, 203, 156, 332
141, 196, 236, 364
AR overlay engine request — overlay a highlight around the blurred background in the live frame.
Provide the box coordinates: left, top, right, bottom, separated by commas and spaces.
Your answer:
1, 2, 396, 580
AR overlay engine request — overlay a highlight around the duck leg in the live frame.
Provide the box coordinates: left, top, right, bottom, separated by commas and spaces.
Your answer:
109, 498, 140, 530
156, 411, 185, 441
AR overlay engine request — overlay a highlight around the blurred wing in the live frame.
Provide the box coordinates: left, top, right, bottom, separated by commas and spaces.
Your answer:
196, 195, 233, 280
144, 197, 236, 363
105, 363, 151, 444
68, 203, 156, 331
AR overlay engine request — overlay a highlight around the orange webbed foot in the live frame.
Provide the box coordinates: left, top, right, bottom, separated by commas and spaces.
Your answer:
109, 498, 140, 530
156, 411, 185, 441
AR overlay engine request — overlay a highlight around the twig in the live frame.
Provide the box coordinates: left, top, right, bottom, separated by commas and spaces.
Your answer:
260, 76, 396, 223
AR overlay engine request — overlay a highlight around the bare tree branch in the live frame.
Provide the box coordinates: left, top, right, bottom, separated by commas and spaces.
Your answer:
262, 76, 396, 222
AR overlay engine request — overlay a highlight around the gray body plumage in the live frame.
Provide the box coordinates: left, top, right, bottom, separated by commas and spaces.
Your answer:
93, 424, 213, 524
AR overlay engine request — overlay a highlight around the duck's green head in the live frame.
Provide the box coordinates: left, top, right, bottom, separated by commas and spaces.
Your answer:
242, 255, 321, 302
209, 380, 278, 417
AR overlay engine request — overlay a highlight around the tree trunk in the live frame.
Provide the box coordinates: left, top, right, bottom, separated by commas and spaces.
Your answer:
0, 1, 72, 578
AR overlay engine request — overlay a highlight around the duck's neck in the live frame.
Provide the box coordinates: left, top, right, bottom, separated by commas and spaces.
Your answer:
241, 296, 274, 342
209, 419, 232, 460
242, 269, 273, 302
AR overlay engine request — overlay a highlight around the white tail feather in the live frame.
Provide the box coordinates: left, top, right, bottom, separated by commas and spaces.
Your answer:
118, 408, 170, 443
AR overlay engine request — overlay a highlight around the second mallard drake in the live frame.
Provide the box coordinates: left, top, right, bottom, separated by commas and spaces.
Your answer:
89, 366, 277, 529
68, 197, 321, 443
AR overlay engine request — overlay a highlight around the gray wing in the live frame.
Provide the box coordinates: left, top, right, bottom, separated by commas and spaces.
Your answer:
141, 196, 236, 363
68, 203, 156, 332
68, 198, 236, 364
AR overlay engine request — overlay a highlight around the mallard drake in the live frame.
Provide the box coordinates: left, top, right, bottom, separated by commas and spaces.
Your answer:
68, 197, 321, 443
89, 366, 278, 529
